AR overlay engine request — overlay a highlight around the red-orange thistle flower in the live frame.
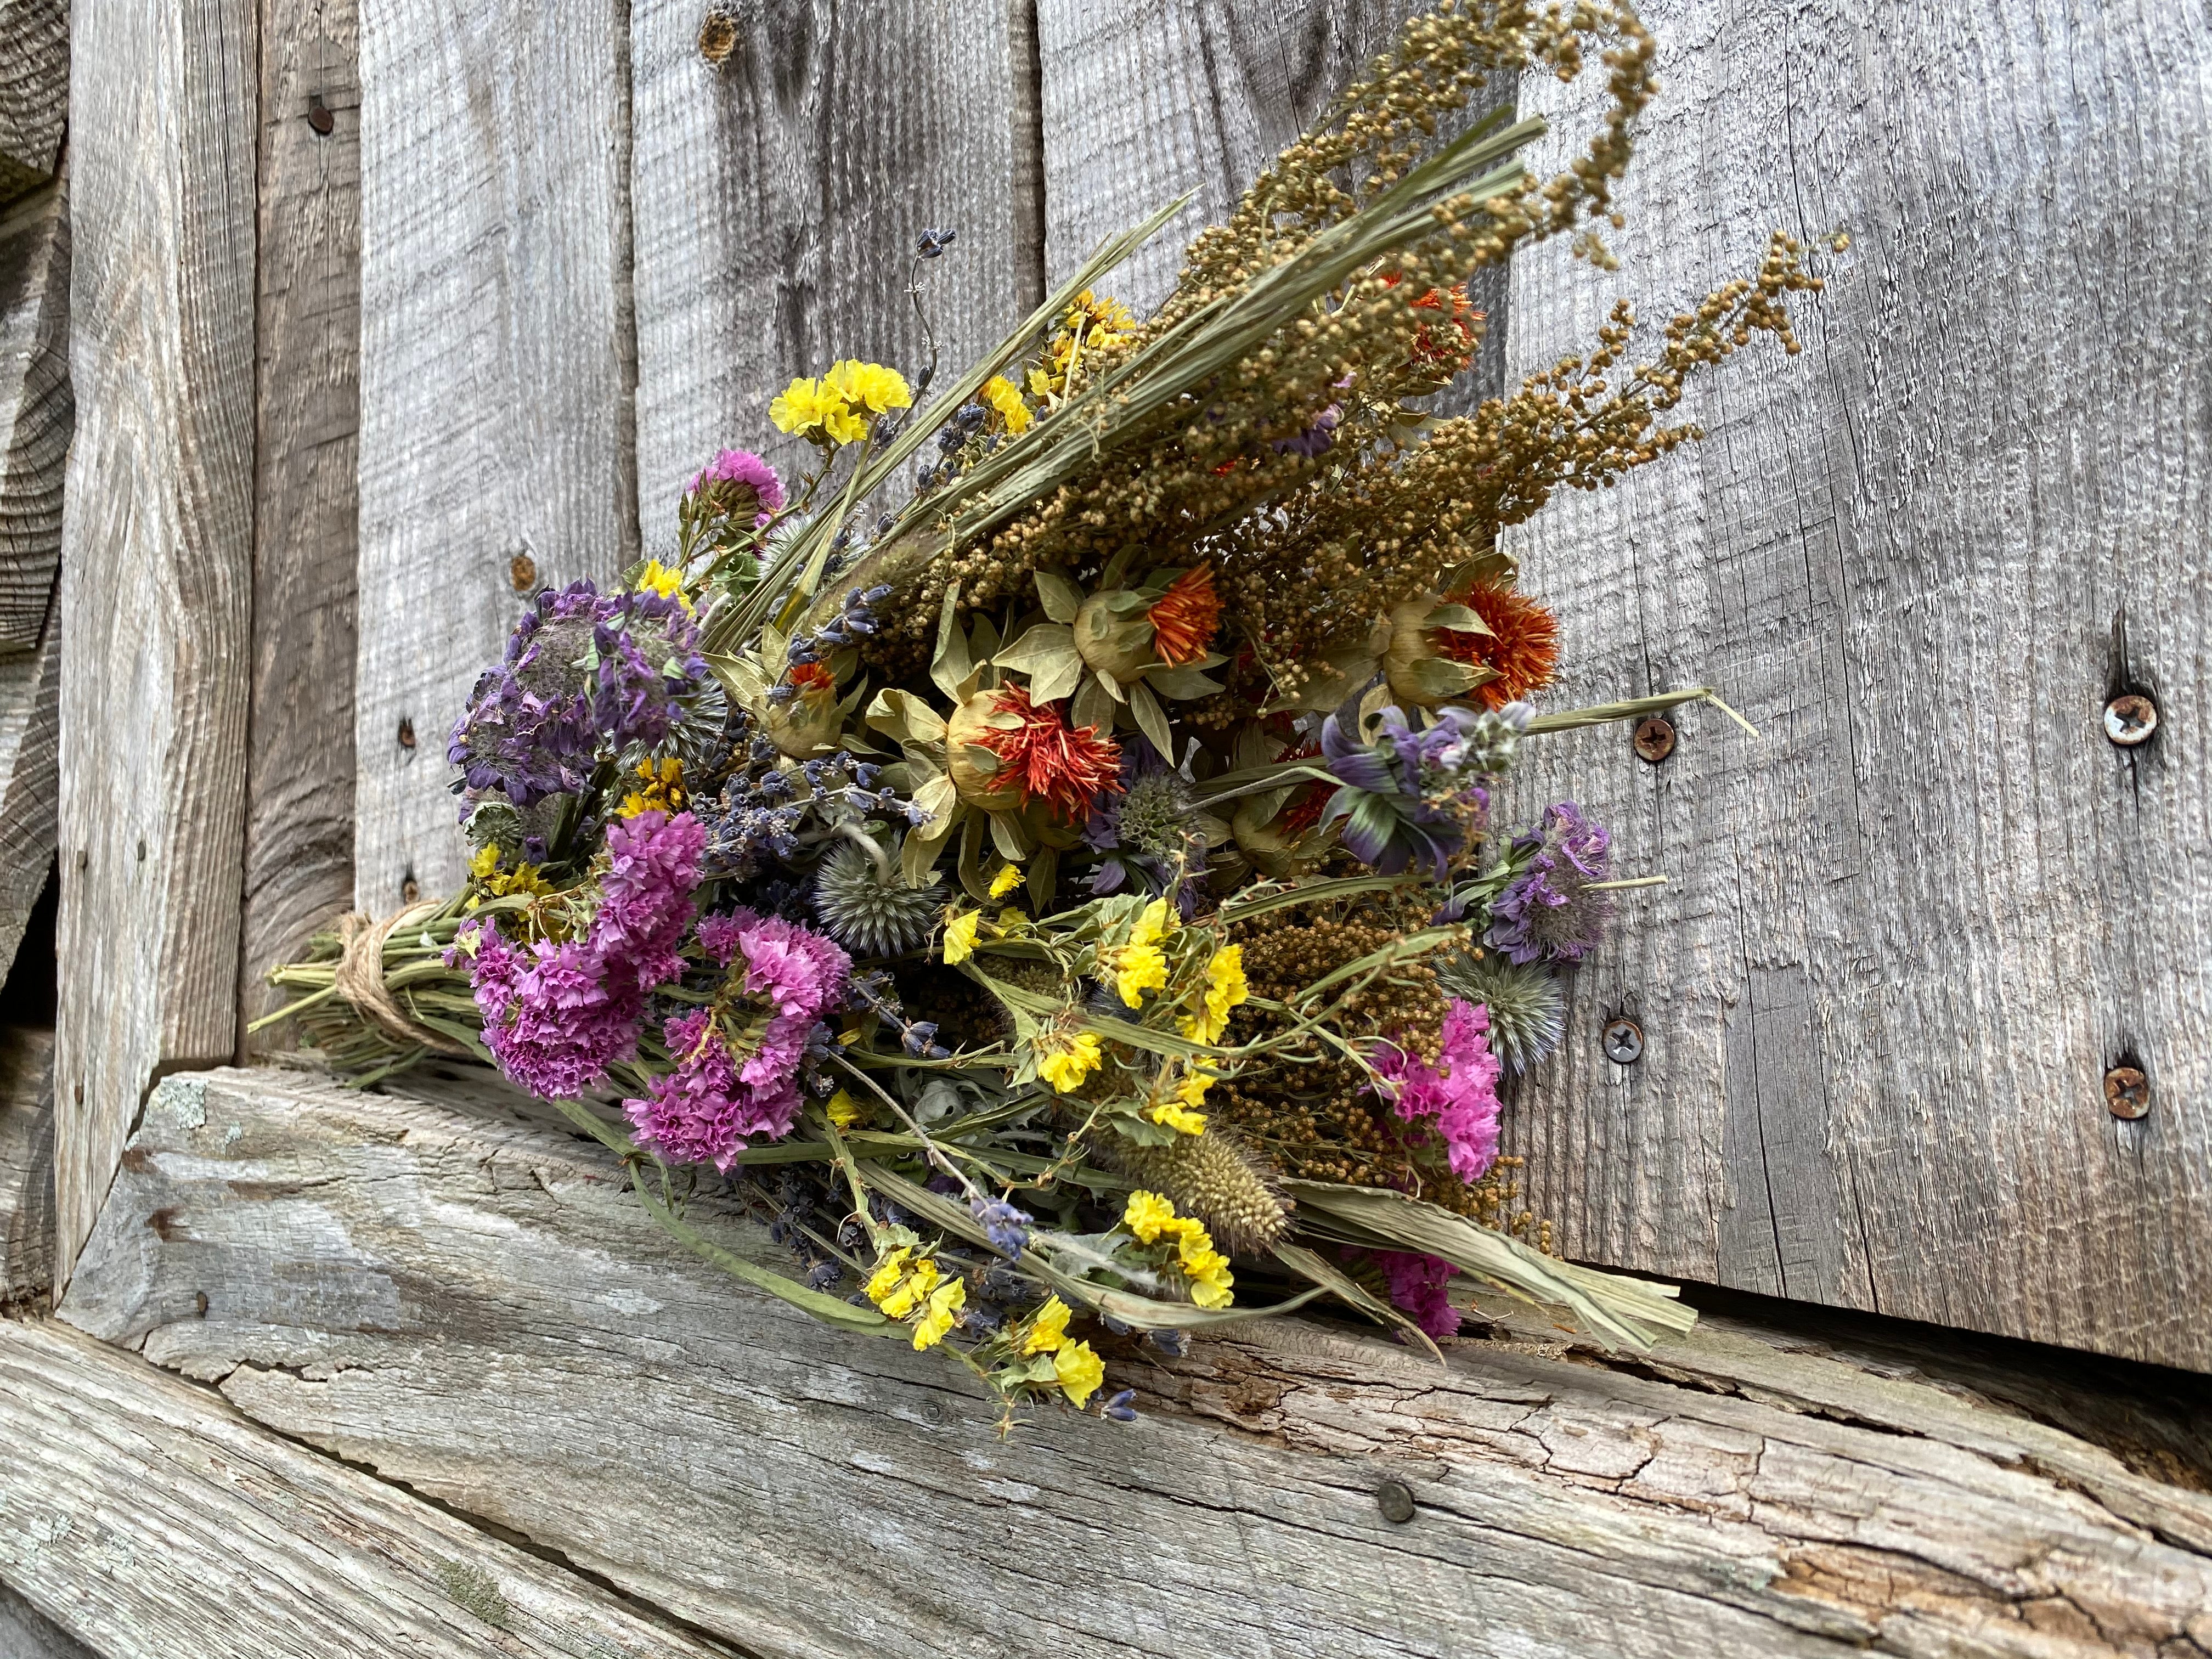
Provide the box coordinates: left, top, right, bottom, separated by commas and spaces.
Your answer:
787, 661, 834, 692
978, 683, 1123, 821
1147, 565, 1221, 666
1382, 273, 1481, 376
1439, 582, 1560, 709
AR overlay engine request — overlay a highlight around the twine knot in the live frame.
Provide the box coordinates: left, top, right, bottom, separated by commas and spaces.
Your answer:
334, 902, 475, 1058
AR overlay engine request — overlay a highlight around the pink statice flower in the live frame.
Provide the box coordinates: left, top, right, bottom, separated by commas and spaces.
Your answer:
459, 810, 707, 1101
623, 908, 851, 1170
1378, 1250, 1462, 1341
690, 448, 785, 525
1369, 996, 1502, 1182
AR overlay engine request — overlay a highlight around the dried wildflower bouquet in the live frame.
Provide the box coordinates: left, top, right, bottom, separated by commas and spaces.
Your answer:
269, 0, 1816, 1421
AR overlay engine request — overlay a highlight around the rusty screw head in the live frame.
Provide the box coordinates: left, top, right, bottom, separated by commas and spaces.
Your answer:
1603, 1018, 1645, 1065
1633, 715, 1677, 764
306, 95, 334, 135
2103, 693, 2158, 748
2104, 1066, 2150, 1120
401, 874, 421, 904
697, 9, 738, 64
510, 551, 539, 593
1375, 1479, 1416, 1524
397, 716, 416, 751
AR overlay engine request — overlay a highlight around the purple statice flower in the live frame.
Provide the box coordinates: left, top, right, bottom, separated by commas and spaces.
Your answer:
1369, 997, 1502, 1182
624, 908, 851, 1170
597, 809, 710, 986
625, 1008, 801, 1171
1487, 801, 1613, 966
690, 448, 785, 525
1377, 1250, 1462, 1341
448, 580, 712, 812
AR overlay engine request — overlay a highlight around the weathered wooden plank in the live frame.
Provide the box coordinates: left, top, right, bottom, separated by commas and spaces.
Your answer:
0, 179, 68, 651
354, 0, 636, 909
0, 1317, 749, 1659
629, 0, 1036, 549
55, 0, 257, 1287
63, 1065, 2212, 1659
238, 0, 359, 1045
0, 1024, 54, 1305
0, 1578, 98, 1659
1496, 0, 2212, 1369
0, 0, 67, 206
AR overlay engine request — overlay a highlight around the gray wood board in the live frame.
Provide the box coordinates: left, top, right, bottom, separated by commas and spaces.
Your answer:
0, 179, 67, 650
60, 1064, 2212, 1659
0, 603, 56, 987
0, 1316, 749, 1659
1494, 0, 2212, 1370
0, 0, 66, 205
629, 0, 1037, 556
0, 1024, 54, 1306
54, 0, 257, 1287
0, 1579, 97, 1659
354, 0, 637, 910
238, 0, 360, 1043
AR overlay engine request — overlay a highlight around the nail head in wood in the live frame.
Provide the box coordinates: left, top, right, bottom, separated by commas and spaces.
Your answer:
2104, 1066, 2150, 1120
1633, 714, 1677, 764
510, 552, 539, 593
397, 717, 415, 751
1375, 1479, 1415, 1524
2103, 692, 2158, 747
1603, 1018, 1645, 1065
306, 94, 334, 136
402, 877, 421, 904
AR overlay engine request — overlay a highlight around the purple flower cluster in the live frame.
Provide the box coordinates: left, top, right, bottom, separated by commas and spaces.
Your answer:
1488, 801, 1613, 964
1370, 997, 1502, 1182
623, 909, 852, 1170
1377, 1250, 1462, 1341
690, 448, 786, 525
462, 810, 707, 1099
448, 580, 710, 810
1321, 702, 1525, 879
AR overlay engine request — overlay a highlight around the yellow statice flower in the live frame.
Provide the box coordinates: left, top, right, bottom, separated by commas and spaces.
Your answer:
980, 374, 1032, 435
864, 1246, 913, 1304
1128, 896, 1171, 948
1123, 1189, 1181, 1245
1122, 1190, 1234, 1308
827, 359, 913, 415
1180, 1241, 1235, 1310
769, 374, 842, 439
1180, 945, 1248, 1044
1022, 1294, 1071, 1355
1099, 941, 1167, 1008
1030, 290, 1137, 403
1053, 1339, 1105, 1408
988, 862, 1023, 899
618, 755, 685, 817
825, 1088, 862, 1129
911, 1276, 966, 1351
941, 909, 981, 965
1147, 1067, 1211, 1136
466, 843, 556, 906
634, 558, 691, 610
1036, 1030, 1103, 1094
866, 1248, 943, 1321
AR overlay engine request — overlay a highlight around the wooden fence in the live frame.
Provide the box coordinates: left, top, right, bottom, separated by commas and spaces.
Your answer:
4, 4, 2212, 1647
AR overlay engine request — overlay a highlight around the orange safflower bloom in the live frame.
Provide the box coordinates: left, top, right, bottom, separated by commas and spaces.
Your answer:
1438, 582, 1559, 709
1147, 565, 1222, 666
976, 683, 1124, 821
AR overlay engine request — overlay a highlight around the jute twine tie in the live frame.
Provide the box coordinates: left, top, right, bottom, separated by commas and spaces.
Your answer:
334, 902, 476, 1058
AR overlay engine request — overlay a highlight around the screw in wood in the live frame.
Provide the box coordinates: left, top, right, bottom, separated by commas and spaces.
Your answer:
2104, 1066, 2151, 1120
402, 872, 421, 904
397, 716, 416, 751
306, 94, 334, 136
2103, 693, 2158, 748
1375, 1479, 1416, 1524
697, 6, 738, 65
510, 551, 539, 593
1633, 714, 1677, 764
1603, 1018, 1645, 1065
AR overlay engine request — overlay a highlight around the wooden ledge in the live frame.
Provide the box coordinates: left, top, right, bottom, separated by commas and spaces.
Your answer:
48, 1065, 2212, 1658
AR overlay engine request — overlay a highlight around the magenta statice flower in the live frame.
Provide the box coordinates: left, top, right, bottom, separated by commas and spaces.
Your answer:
1370, 997, 1502, 1182
1487, 800, 1613, 964
459, 810, 707, 1100
1377, 1250, 1462, 1340
690, 448, 785, 524
622, 907, 851, 1170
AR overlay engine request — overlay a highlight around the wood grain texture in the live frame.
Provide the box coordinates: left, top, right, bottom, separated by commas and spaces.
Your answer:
238, 0, 359, 1045
0, 1317, 751, 1659
55, 0, 258, 1288
1494, 0, 2212, 1370
355, 0, 637, 909
629, 0, 1035, 552
0, 603, 57, 986
0, 1024, 54, 1305
0, 180, 69, 651
0, 1579, 97, 1659
61, 1065, 2212, 1659
0, 0, 67, 206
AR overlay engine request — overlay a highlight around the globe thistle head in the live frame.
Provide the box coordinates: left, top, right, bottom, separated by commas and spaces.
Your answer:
1115, 769, 1197, 865
812, 837, 943, 957
1437, 951, 1565, 1073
